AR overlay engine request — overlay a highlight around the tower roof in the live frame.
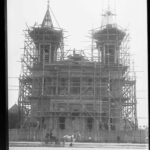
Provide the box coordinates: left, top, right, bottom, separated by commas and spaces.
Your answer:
101, 10, 116, 26
42, 1, 53, 28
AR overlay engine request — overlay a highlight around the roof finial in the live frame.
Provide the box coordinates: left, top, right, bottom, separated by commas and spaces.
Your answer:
47, 0, 50, 10
107, 0, 110, 11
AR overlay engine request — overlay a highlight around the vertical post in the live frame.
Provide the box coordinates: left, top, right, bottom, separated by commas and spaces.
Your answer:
42, 48, 45, 95
48, 44, 51, 63
140, 128, 141, 143
93, 63, 96, 108
80, 63, 82, 102
99, 60, 102, 141
68, 63, 70, 95
134, 81, 138, 128
91, 29, 94, 61
108, 72, 111, 131
134, 128, 135, 143
98, 46, 100, 62
56, 70, 58, 95
60, 33, 64, 61
103, 45, 105, 64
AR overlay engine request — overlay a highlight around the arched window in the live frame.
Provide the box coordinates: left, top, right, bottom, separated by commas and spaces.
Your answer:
40, 44, 51, 64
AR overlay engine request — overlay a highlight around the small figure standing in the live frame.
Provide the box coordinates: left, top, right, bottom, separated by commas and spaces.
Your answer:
117, 136, 120, 143
62, 138, 65, 146
69, 135, 73, 147
45, 132, 49, 144
88, 136, 92, 142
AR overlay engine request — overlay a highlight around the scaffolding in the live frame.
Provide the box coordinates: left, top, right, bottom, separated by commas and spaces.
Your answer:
91, 23, 138, 130
18, 7, 138, 141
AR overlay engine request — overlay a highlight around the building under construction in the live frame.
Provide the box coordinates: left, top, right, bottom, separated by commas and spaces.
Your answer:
18, 3, 138, 141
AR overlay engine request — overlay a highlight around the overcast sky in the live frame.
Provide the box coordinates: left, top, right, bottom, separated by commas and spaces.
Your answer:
7, 0, 148, 126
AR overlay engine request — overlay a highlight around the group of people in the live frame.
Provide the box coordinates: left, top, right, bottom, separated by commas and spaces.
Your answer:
45, 131, 59, 144
44, 130, 81, 146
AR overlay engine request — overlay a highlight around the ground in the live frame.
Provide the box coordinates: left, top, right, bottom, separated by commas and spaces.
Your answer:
9, 142, 148, 150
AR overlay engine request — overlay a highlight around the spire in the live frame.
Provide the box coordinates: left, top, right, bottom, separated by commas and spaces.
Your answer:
47, 0, 49, 9
42, 0, 53, 28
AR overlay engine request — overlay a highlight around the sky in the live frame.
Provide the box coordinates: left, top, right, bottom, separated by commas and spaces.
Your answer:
7, 0, 148, 127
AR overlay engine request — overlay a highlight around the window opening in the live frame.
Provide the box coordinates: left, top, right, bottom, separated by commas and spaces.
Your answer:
105, 45, 115, 64
40, 44, 50, 64
87, 117, 93, 130
59, 117, 65, 130
70, 78, 80, 94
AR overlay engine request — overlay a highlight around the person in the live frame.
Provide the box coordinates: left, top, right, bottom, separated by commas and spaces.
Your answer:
69, 135, 73, 147
88, 136, 92, 142
50, 131, 53, 139
45, 132, 49, 144
117, 136, 120, 143
69, 142, 73, 147
76, 132, 81, 141
62, 138, 65, 146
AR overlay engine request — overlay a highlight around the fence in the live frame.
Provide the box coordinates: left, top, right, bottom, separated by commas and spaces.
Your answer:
9, 129, 46, 141
9, 128, 147, 143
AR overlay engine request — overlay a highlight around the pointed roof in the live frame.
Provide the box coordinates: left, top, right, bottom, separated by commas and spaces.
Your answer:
9, 104, 19, 113
42, 1, 53, 28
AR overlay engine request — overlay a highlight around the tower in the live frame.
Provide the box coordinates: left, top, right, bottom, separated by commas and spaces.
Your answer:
92, 10, 138, 131
18, 2, 64, 129
29, 3, 63, 64
93, 10, 125, 65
